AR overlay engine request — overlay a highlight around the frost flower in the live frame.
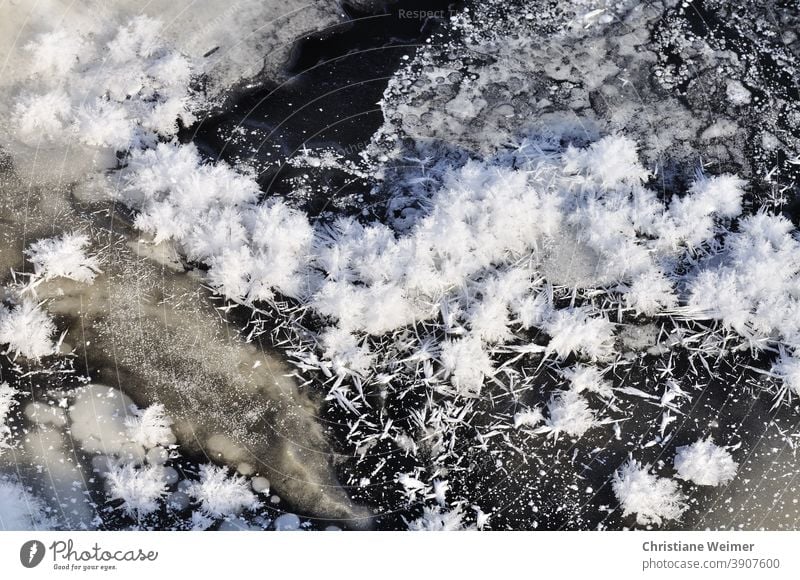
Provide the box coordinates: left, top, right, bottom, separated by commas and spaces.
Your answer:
105, 463, 168, 517
125, 403, 175, 450
613, 460, 686, 527
188, 464, 259, 518
563, 135, 650, 188
543, 307, 615, 361
26, 233, 101, 284
440, 336, 494, 397
673, 438, 738, 486
770, 351, 800, 399
537, 390, 596, 439
562, 365, 613, 399
0, 478, 53, 530
407, 506, 470, 531
0, 300, 56, 359
625, 269, 677, 316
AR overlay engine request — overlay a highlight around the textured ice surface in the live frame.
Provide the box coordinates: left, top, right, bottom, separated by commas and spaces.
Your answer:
2, 0, 800, 531
0, 1, 347, 184
0, 1, 371, 530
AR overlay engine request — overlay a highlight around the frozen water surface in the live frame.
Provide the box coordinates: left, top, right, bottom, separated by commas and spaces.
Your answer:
1, 0, 800, 531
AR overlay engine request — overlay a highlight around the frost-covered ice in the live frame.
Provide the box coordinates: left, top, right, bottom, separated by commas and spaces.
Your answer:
2, 0, 800, 531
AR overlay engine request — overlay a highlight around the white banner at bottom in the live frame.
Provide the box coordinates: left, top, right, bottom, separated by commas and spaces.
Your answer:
0, 531, 798, 578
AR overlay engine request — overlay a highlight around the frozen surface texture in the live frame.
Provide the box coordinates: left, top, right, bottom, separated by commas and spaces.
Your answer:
1, 0, 800, 530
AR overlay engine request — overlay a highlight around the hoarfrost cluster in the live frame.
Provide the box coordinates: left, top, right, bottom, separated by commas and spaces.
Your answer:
1, 0, 799, 531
